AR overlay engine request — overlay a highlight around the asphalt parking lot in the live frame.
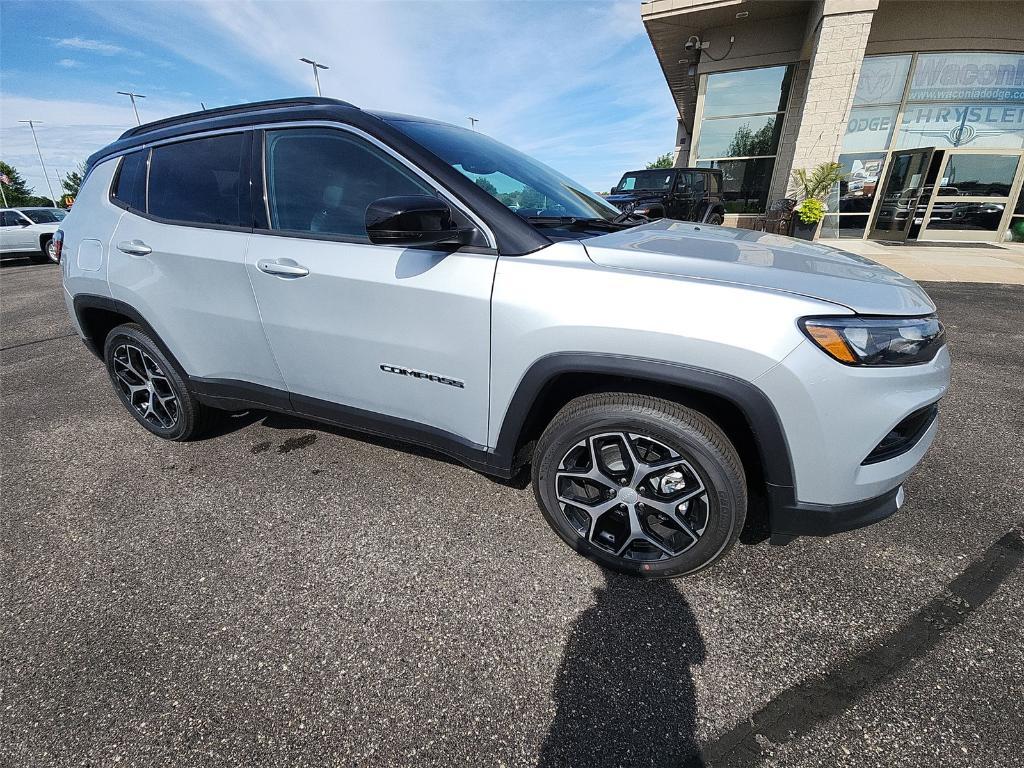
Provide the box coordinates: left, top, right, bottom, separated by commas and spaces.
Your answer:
2, 257, 1022, 768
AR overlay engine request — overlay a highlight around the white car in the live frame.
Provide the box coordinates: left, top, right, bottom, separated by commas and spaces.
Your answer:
0, 207, 66, 263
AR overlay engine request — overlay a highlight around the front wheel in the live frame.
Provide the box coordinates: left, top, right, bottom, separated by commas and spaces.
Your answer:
45, 235, 59, 263
532, 393, 747, 579
706, 212, 724, 226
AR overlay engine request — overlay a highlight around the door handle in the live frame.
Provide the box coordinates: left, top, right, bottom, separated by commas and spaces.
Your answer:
257, 259, 309, 278
117, 239, 152, 256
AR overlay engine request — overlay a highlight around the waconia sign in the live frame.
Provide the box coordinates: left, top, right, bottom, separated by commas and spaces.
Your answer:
910, 53, 1024, 103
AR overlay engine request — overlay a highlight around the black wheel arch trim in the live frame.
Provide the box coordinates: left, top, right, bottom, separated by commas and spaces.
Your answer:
72, 294, 188, 376
492, 352, 797, 490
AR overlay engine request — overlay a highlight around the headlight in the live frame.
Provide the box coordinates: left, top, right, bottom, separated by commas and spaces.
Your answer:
800, 315, 945, 366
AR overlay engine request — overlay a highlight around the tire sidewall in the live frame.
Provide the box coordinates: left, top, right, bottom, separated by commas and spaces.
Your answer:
103, 325, 192, 440
534, 407, 744, 578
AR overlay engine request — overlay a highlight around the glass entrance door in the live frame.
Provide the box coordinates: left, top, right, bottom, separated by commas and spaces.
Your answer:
868, 148, 934, 241
918, 152, 1023, 242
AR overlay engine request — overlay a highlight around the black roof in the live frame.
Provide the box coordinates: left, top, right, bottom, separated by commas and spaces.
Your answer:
88, 97, 362, 170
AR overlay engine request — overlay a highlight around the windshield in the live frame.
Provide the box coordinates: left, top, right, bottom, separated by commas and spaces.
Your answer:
387, 119, 620, 222
615, 170, 674, 192
21, 209, 63, 224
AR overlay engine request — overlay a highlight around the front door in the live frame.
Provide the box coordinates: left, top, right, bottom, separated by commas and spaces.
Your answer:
868, 148, 935, 242
246, 126, 496, 448
918, 152, 1022, 242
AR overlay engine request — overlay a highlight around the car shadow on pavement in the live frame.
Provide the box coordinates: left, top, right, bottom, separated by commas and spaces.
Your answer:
538, 573, 706, 768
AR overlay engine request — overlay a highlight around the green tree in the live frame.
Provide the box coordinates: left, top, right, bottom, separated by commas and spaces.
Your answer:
474, 176, 498, 196
725, 118, 776, 158
61, 162, 88, 203
645, 153, 674, 169
0, 160, 36, 207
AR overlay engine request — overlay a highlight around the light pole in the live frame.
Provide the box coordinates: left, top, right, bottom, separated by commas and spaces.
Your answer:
17, 120, 58, 207
299, 58, 329, 97
116, 91, 146, 125
468, 117, 479, 130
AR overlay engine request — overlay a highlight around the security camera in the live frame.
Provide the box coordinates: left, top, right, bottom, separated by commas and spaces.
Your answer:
683, 35, 702, 53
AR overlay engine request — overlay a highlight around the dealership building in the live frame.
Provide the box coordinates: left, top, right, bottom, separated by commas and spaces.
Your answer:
641, 0, 1024, 242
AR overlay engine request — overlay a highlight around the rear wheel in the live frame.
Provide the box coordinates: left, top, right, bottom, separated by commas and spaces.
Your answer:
103, 323, 217, 441
532, 393, 746, 578
706, 212, 724, 226
44, 235, 59, 263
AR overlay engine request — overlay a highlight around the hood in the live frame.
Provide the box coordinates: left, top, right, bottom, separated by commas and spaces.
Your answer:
582, 220, 935, 316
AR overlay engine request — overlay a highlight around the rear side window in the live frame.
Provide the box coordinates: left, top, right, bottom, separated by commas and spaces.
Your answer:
263, 127, 432, 239
148, 133, 247, 227
112, 151, 148, 211
1, 211, 25, 226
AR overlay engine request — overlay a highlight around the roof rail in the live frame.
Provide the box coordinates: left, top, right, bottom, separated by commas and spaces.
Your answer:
118, 97, 357, 139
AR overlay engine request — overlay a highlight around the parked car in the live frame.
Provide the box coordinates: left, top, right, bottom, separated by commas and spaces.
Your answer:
0, 207, 64, 262
606, 167, 725, 224
58, 98, 949, 578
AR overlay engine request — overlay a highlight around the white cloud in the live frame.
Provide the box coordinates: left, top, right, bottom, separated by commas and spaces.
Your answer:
57, 58, 83, 69
52, 36, 126, 55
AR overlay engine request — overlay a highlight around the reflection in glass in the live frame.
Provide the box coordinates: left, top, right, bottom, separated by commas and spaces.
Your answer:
895, 103, 1024, 150
937, 154, 1019, 196
821, 215, 869, 239
1006, 217, 1024, 242
703, 66, 792, 118
696, 114, 781, 159
854, 56, 912, 106
927, 202, 1005, 231
832, 152, 886, 213
696, 158, 774, 214
871, 151, 932, 235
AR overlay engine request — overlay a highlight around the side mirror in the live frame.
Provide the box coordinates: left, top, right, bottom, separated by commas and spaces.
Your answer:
365, 195, 474, 247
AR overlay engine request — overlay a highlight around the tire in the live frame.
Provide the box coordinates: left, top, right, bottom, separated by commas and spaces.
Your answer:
103, 323, 217, 441
706, 213, 724, 226
532, 393, 746, 579
44, 235, 59, 264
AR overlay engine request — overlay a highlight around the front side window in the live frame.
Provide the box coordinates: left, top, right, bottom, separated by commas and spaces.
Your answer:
387, 118, 619, 221
112, 151, 148, 211
264, 128, 433, 238
148, 133, 246, 226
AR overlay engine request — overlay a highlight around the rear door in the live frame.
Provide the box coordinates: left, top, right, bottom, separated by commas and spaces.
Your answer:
245, 125, 496, 447
108, 132, 285, 390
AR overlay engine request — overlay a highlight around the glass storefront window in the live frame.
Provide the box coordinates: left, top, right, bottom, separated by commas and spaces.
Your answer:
895, 103, 1024, 150
821, 215, 869, 239
844, 106, 900, 152
1006, 218, 1024, 242
696, 114, 782, 160
831, 152, 887, 213
696, 158, 774, 214
702, 66, 792, 118
854, 55, 912, 106
909, 52, 1024, 103
938, 154, 1019, 196
926, 201, 1005, 231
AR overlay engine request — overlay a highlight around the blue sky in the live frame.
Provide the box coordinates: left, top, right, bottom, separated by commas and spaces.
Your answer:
0, 0, 677, 199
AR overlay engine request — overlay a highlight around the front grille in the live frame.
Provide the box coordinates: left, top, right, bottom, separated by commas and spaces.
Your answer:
862, 403, 939, 465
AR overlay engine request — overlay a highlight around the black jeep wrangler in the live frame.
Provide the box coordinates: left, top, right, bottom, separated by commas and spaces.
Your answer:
607, 167, 726, 224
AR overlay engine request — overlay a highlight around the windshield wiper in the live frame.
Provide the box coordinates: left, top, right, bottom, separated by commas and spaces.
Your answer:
519, 215, 636, 230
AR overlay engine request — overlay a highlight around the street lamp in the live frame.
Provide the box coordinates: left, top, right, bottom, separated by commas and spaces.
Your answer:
17, 120, 58, 207
468, 117, 479, 130
299, 57, 329, 97
116, 91, 146, 125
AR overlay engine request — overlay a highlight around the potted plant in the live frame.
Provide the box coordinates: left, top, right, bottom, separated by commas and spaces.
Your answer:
789, 162, 844, 240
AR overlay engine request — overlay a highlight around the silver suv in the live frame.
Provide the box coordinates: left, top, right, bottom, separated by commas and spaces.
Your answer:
59, 98, 950, 578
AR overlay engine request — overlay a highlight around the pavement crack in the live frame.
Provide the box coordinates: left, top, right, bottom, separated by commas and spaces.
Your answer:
699, 527, 1024, 767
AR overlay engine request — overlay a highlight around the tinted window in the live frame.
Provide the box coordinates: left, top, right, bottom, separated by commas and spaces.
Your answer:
22, 209, 62, 224
1, 211, 24, 227
149, 134, 246, 226
112, 151, 148, 211
937, 154, 1019, 197
680, 172, 705, 195
265, 128, 433, 238
617, 171, 674, 191
702, 66, 791, 118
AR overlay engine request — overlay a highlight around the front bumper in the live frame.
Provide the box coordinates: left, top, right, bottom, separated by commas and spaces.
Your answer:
768, 485, 905, 543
